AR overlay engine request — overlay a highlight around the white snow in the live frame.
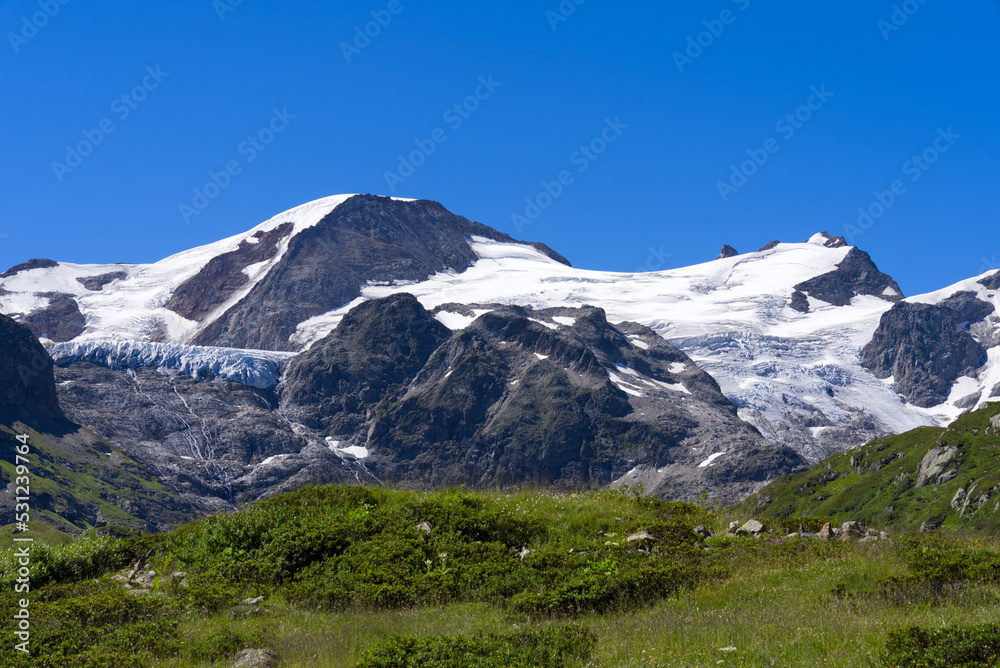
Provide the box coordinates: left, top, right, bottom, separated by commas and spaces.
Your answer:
552, 316, 577, 327
0, 194, 357, 348
698, 453, 726, 468
669, 362, 686, 374
435, 311, 478, 330
534, 353, 549, 360
529, 317, 559, 330
629, 337, 650, 350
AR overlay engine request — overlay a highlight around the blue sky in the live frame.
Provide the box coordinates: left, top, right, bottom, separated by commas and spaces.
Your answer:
1, 0, 998, 296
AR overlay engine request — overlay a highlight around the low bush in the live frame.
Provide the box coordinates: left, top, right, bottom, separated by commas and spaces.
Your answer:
884, 622, 1000, 667
356, 624, 597, 668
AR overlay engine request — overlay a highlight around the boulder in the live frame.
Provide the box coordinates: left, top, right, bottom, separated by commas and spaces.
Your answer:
693, 525, 713, 540
415, 522, 432, 534
915, 445, 960, 488
839, 521, 864, 540
735, 520, 764, 536
233, 649, 278, 668
817, 522, 832, 540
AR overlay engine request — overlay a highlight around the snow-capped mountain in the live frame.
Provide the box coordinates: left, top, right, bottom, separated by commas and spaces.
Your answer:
3, 194, 999, 513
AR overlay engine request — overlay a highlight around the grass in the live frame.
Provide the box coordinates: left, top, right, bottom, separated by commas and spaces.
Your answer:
6, 486, 1000, 666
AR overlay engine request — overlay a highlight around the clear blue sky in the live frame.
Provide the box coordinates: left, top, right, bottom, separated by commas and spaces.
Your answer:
2, 0, 998, 296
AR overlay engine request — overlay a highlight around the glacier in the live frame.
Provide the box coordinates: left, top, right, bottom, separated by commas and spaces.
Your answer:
48, 340, 296, 390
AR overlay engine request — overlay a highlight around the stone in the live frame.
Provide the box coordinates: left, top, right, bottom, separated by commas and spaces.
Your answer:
817, 522, 832, 540
693, 525, 713, 540
951, 487, 968, 512
626, 531, 656, 544
233, 648, 278, 668
415, 522, 432, 534
915, 445, 960, 488
518, 547, 532, 559
735, 520, 764, 536
839, 521, 864, 540
728, 521, 741, 534
240, 596, 265, 606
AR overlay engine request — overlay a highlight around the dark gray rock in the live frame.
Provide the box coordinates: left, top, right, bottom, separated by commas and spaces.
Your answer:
861, 291, 995, 407
0, 313, 61, 420
280, 294, 803, 501
77, 271, 127, 291
17, 293, 85, 343
1, 258, 59, 278
192, 195, 571, 351
789, 291, 810, 313
757, 240, 781, 252
793, 248, 903, 307
979, 271, 1000, 290
165, 223, 293, 321
717, 245, 739, 260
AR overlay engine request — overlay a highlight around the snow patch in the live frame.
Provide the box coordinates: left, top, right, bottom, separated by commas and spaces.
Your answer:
551, 316, 577, 327
698, 453, 726, 468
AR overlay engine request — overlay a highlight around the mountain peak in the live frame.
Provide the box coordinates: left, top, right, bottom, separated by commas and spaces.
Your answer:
716, 244, 740, 260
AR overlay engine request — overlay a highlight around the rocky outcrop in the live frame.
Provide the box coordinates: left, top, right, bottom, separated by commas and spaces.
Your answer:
915, 444, 960, 488
166, 223, 294, 321
77, 271, 127, 291
793, 248, 903, 309
0, 313, 61, 420
1, 258, 59, 278
861, 291, 995, 407
279, 294, 803, 501
979, 271, 1000, 291
18, 293, 86, 342
717, 245, 739, 260
192, 195, 571, 351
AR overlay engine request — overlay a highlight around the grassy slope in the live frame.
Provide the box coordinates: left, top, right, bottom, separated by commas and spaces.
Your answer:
3, 486, 1000, 666
0, 420, 192, 545
747, 403, 1000, 533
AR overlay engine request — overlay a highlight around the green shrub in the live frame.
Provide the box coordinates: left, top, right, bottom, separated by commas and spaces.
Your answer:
356, 624, 597, 668
884, 623, 1000, 667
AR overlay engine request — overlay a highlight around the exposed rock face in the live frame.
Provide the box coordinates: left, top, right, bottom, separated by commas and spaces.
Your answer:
192, 195, 571, 351
279, 294, 804, 501
793, 248, 903, 308
757, 240, 781, 252
77, 271, 127, 291
17, 293, 86, 342
915, 444, 959, 488
166, 223, 294, 321
0, 313, 61, 420
1, 258, 58, 278
816, 232, 847, 248
861, 291, 995, 407
54, 362, 364, 513
980, 271, 1000, 290
717, 245, 739, 260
